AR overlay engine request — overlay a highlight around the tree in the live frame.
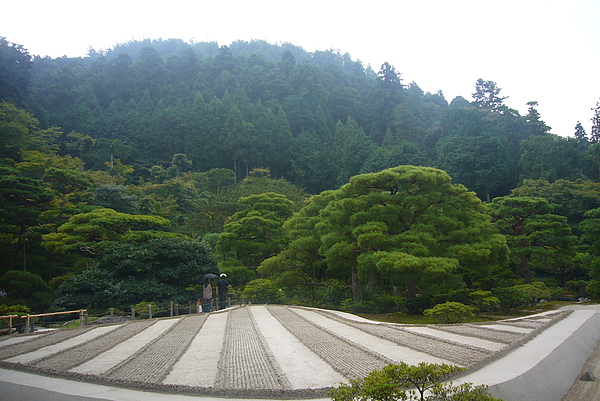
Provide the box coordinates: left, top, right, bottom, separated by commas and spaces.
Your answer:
0, 166, 54, 270
93, 184, 139, 214
488, 196, 578, 283
0, 37, 32, 106
329, 362, 500, 401
52, 237, 217, 309
268, 166, 507, 303
170, 153, 192, 177
42, 208, 173, 263
218, 192, 295, 270
471, 79, 507, 112
591, 98, 600, 144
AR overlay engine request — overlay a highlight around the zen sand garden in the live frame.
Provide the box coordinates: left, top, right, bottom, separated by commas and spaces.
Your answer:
1, 304, 600, 401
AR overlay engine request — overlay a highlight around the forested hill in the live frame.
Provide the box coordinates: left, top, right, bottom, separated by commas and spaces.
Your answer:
6, 37, 596, 198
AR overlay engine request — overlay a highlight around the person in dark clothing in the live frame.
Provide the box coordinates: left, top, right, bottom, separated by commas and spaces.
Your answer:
216, 273, 232, 310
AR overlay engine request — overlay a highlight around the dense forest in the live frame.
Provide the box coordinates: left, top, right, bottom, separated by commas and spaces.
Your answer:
2, 36, 600, 317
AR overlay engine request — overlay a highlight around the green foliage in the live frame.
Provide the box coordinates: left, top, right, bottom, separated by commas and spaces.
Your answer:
424, 302, 475, 324
586, 281, 600, 299
489, 196, 578, 284
2, 37, 600, 312
218, 192, 294, 269
492, 286, 532, 312
130, 301, 158, 318
469, 291, 500, 312
53, 237, 217, 309
0, 270, 54, 312
242, 278, 282, 304
329, 362, 500, 401
0, 304, 30, 316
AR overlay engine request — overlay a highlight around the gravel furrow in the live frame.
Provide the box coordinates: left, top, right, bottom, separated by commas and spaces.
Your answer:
429, 324, 523, 344
33, 320, 157, 371
316, 310, 491, 366
267, 305, 393, 380
103, 315, 205, 383
216, 306, 291, 390
0, 326, 97, 361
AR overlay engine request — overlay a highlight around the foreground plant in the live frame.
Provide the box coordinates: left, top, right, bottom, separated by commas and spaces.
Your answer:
329, 362, 501, 401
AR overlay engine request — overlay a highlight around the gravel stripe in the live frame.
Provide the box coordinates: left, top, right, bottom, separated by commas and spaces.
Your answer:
431, 324, 525, 343
403, 327, 507, 351
5, 325, 121, 364
251, 305, 347, 389
216, 306, 291, 390
163, 312, 228, 387
316, 310, 491, 366
103, 315, 205, 383
267, 305, 392, 380
34, 320, 157, 371
70, 318, 179, 375
483, 324, 533, 334
293, 307, 454, 366
0, 334, 47, 348
0, 326, 96, 360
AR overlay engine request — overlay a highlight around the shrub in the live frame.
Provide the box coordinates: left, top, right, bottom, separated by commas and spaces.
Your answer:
329, 362, 501, 401
242, 279, 282, 304
402, 296, 434, 314
424, 301, 475, 324
342, 300, 379, 314
586, 281, 600, 299
470, 290, 500, 312
130, 301, 158, 318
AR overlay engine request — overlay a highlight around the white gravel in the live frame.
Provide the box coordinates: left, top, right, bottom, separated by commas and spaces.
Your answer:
163, 312, 227, 387
70, 319, 177, 375
484, 324, 534, 334
250, 305, 346, 389
403, 327, 507, 351
0, 334, 46, 348
6, 324, 122, 364
292, 307, 455, 366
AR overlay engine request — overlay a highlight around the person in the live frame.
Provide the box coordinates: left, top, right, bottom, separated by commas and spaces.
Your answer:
202, 278, 213, 312
216, 273, 232, 310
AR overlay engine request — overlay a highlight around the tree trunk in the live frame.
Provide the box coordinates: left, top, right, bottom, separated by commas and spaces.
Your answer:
520, 254, 532, 283
405, 277, 417, 299
351, 267, 362, 303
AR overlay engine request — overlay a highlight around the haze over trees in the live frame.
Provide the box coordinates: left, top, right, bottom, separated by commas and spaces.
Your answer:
1, 36, 600, 315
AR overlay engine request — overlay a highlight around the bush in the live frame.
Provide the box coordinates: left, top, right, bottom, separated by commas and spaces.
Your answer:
402, 296, 434, 314
242, 279, 282, 304
130, 301, 158, 318
317, 279, 351, 308
470, 290, 500, 312
493, 286, 531, 312
329, 362, 501, 401
342, 300, 379, 314
424, 302, 475, 324
513, 282, 552, 306
586, 281, 600, 299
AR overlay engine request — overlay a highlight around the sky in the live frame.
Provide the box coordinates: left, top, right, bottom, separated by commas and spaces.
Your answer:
2, 0, 599, 137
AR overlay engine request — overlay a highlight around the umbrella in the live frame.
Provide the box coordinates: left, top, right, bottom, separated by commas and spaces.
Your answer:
203, 273, 219, 280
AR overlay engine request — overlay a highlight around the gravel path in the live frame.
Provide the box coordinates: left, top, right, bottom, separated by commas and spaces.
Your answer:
0, 306, 571, 399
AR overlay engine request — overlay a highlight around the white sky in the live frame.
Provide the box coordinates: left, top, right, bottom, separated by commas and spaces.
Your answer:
3, 0, 599, 137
